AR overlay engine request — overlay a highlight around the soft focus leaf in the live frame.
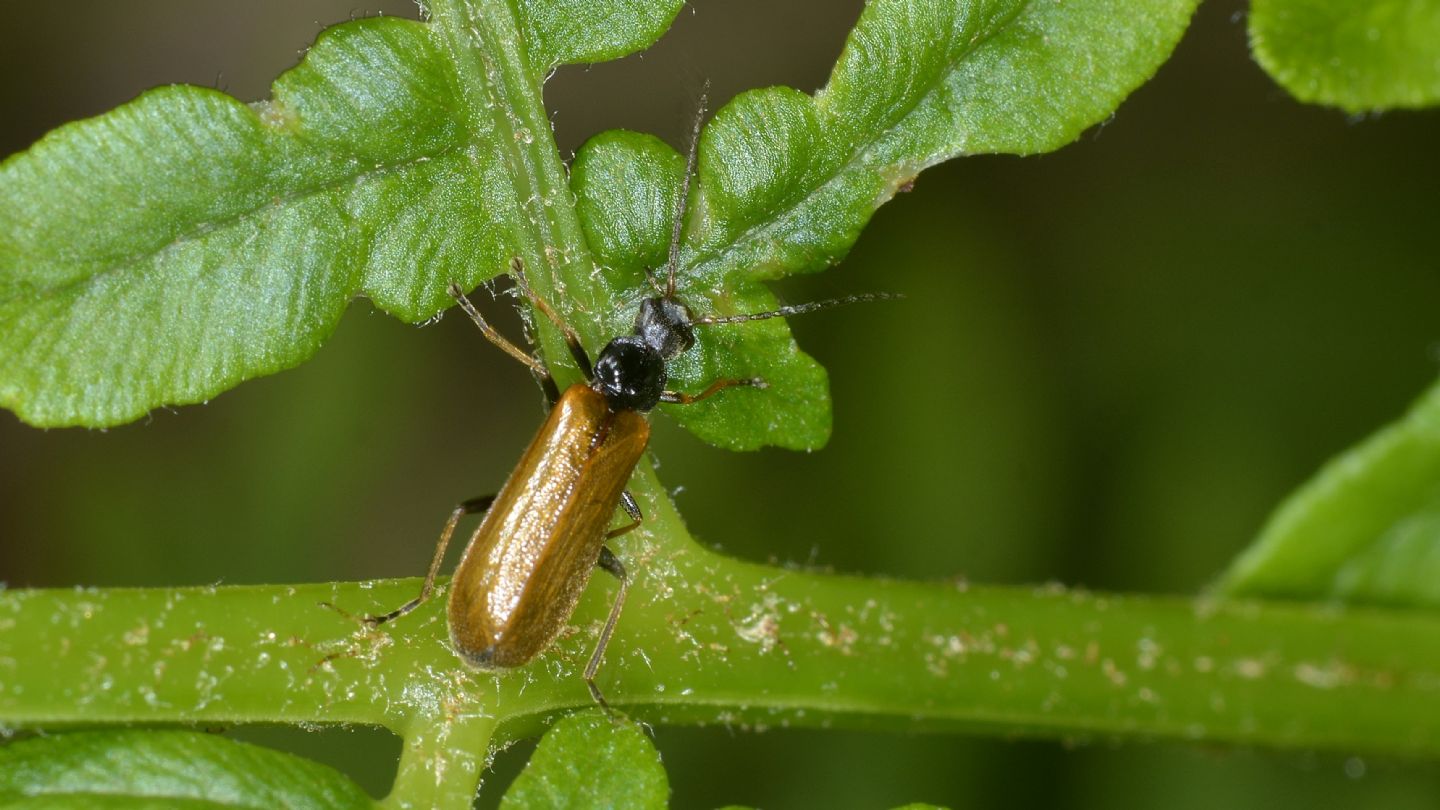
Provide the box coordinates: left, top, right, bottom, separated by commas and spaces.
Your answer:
573, 0, 1198, 448
1219, 378, 1440, 606
1330, 498, 1440, 605
499, 711, 667, 810
0, 729, 372, 809
1251, 0, 1440, 112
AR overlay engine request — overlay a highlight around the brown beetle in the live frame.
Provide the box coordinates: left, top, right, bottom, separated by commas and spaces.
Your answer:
368, 253, 775, 705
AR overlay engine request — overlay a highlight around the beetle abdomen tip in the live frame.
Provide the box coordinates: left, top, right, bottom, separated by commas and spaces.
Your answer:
456, 643, 500, 670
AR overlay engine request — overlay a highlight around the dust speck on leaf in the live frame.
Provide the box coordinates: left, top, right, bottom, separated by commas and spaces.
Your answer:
252, 98, 299, 131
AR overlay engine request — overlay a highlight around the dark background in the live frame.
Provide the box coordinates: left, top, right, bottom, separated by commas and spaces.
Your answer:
3, 1, 1439, 807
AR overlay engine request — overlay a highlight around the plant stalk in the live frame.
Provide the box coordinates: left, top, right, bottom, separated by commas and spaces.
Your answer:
4, 467, 1439, 760
427, 0, 614, 390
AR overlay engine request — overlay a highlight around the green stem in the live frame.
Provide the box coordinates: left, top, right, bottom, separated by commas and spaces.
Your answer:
381, 712, 495, 810
4, 465, 1440, 760
428, 0, 617, 388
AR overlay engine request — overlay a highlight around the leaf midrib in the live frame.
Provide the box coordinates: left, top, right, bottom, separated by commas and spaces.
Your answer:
4, 142, 469, 305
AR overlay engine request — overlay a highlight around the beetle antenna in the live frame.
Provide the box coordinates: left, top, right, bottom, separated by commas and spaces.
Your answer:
666, 82, 709, 300
690, 292, 904, 326
508, 258, 596, 381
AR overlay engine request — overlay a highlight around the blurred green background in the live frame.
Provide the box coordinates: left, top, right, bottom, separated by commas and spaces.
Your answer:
3, 1, 1439, 807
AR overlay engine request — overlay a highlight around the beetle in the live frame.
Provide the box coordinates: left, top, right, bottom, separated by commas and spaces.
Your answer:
361, 104, 895, 707
369, 268, 767, 705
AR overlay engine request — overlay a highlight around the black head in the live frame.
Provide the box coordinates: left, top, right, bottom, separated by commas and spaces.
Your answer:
633, 296, 695, 360
592, 336, 668, 412
590, 295, 693, 412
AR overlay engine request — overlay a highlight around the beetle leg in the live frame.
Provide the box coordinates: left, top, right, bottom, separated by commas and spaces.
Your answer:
448, 282, 561, 404
660, 376, 768, 405
585, 546, 630, 710
447, 282, 549, 374
606, 490, 644, 540
366, 494, 497, 626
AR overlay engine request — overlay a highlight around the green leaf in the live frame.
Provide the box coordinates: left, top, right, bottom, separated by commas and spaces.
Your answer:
499, 711, 667, 810
573, 0, 1198, 448
517, 0, 685, 71
571, 131, 684, 281
684, 0, 1203, 281
0, 17, 521, 427
1251, 0, 1440, 112
0, 0, 686, 430
1219, 377, 1440, 606
2, 0, 1197, 449
0, 729, 372, 809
